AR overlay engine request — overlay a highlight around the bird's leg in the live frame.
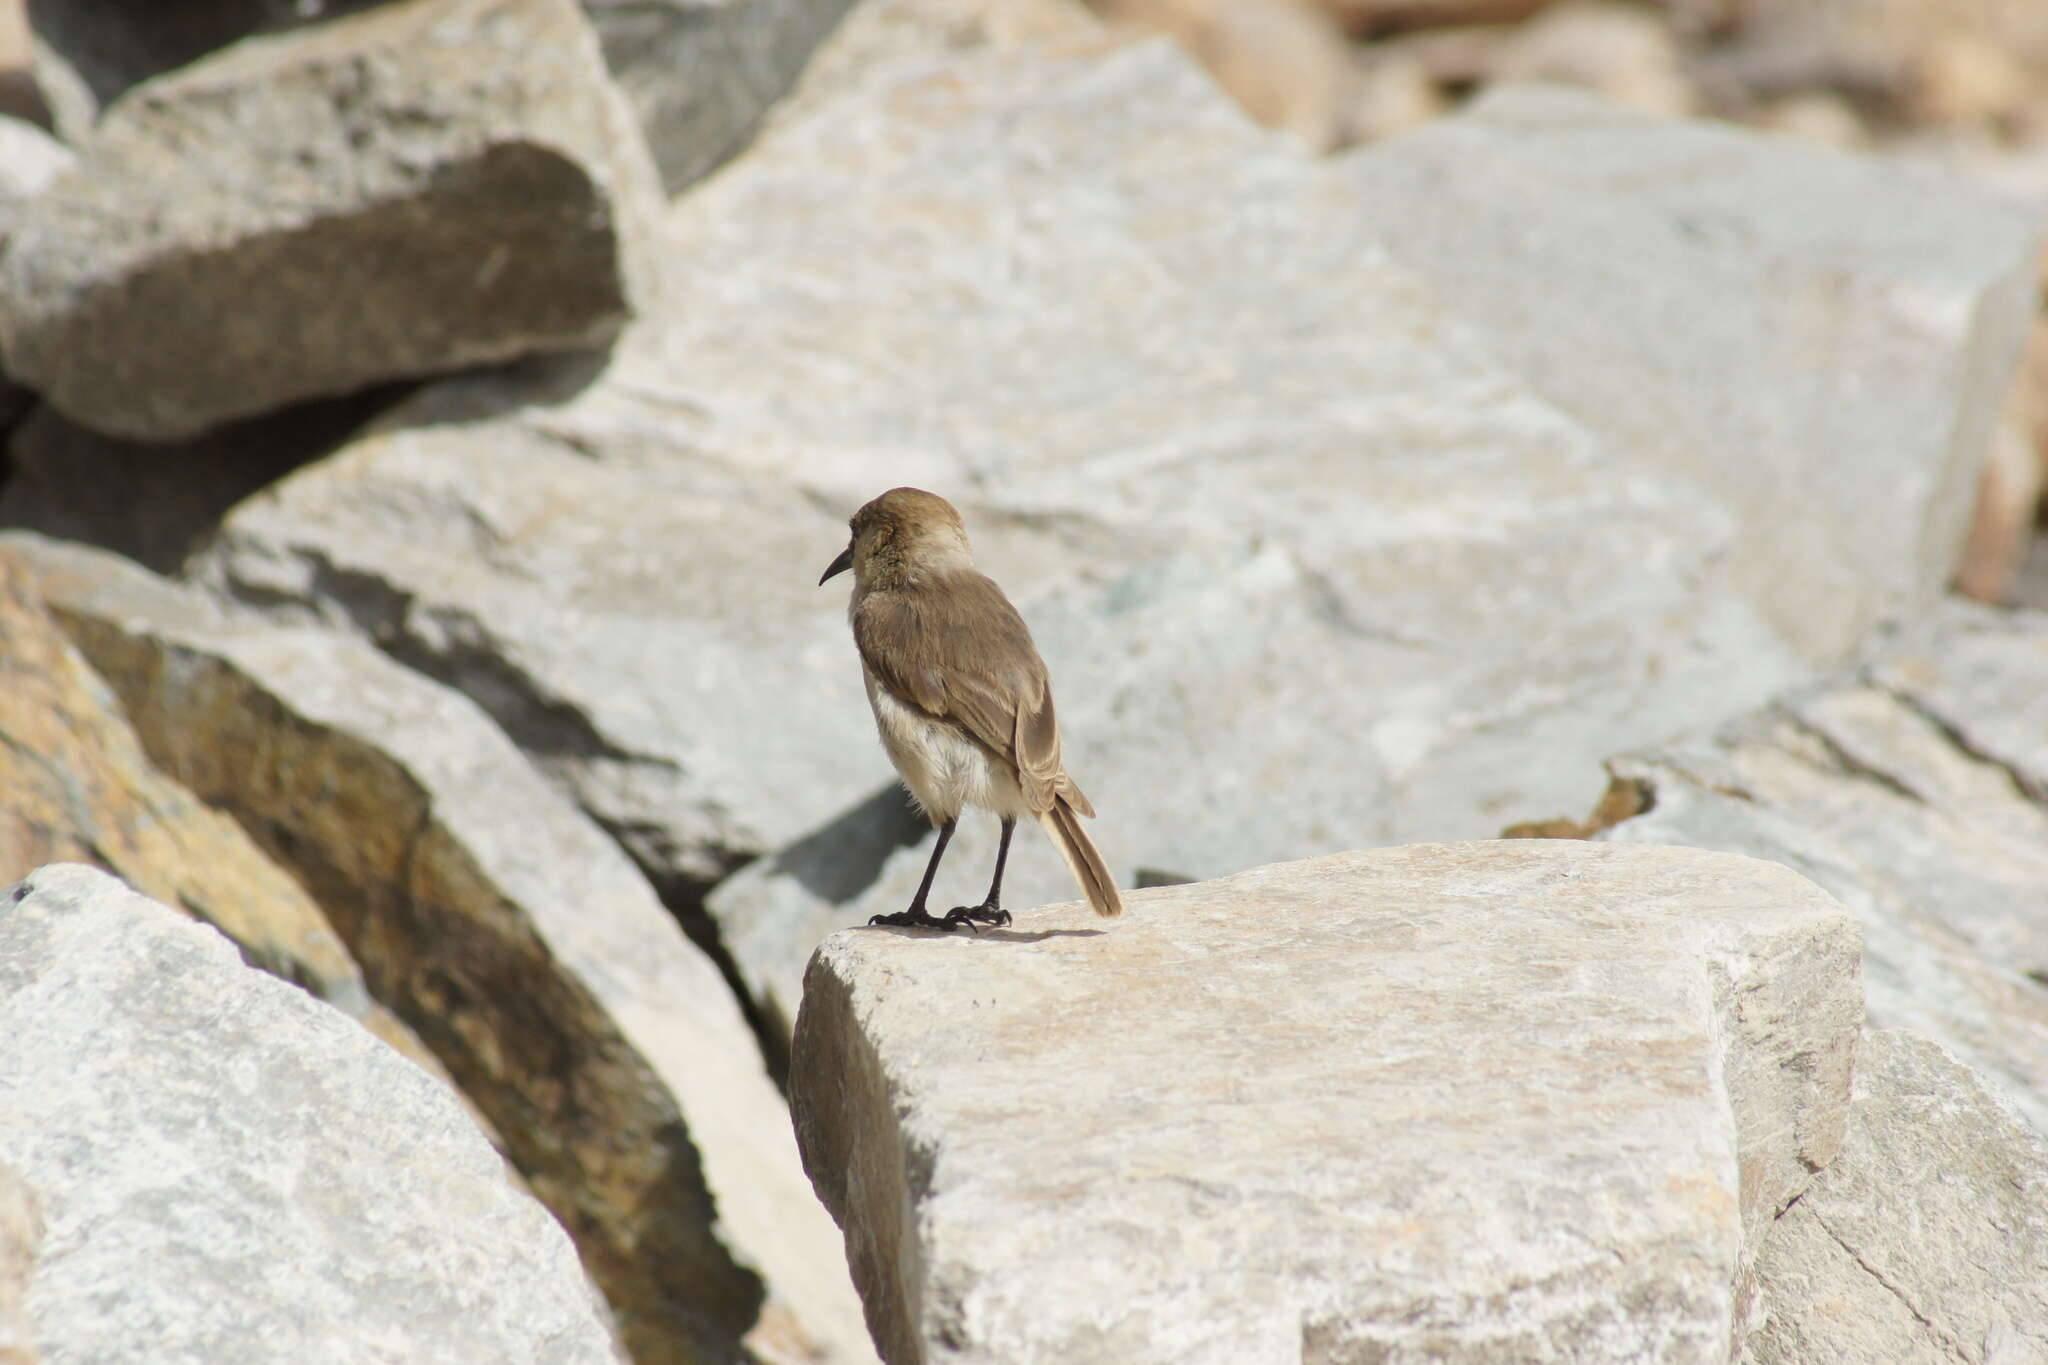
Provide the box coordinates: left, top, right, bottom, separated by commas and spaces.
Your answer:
869, 818, 963, 931
945, 816, 1015, 930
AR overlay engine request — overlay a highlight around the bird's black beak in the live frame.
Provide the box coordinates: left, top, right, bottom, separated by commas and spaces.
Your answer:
819, 543, 854, 586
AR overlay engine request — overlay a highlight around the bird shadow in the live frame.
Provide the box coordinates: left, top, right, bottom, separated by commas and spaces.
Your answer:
858, 925, 1107, 943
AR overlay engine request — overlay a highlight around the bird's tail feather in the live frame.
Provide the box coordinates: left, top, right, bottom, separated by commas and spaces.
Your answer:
1036, 798, 1122, 918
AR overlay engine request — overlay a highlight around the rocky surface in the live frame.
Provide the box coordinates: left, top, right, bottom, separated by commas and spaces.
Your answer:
0, 547, 385, 1027
0, 115, 68, 212
586, 0, 859, 194
4, 534, 874, 1365
790, 840, 1862, 1364
1597, 600, 2048, 1134
0, 862, 620, 1365
1742, 1029, 2048, 1364
197, 23, 2034, 1061
0, 0, 661, 440
0, 1163, 34, 1365
0, 389, 400, 574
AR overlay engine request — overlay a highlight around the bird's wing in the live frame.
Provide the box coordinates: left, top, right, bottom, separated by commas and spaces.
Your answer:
854, 573, 1072, 813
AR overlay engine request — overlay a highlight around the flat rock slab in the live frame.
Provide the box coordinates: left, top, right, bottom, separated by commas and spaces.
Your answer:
790, 840, 1861, 1365
0, 863, 619, 1365
0, 0, 660, 440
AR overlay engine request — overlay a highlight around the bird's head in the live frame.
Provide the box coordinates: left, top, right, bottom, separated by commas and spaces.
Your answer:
820, 487, 973, 589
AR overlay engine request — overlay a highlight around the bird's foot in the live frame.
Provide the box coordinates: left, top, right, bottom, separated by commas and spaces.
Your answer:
867, 907, 962, 932
944, 901, 1012, 932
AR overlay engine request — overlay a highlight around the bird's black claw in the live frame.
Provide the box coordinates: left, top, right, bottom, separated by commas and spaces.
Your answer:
867, 908, 961, 932
944, 903, 1011, 931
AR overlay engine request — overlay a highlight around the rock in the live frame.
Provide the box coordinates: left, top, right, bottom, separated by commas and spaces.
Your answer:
1310, 0, 1561, 40
0, 863, 621, 1365
0, 386, 402, 574
790, 840, 1862, 1365
1092, 0, 1362, 150
1742, 1029, 2048, 1363
3, 534, 875, 1365
0, 116, 70, 213
0, 1163, 36, 1365
1344, 82, 2041, 667
1487, 1, 1695, 117
0, 0, 662, 441
0, 545, 377, 1023
1596, 600, 2048, 1132
584, 0, 859, 194
194, 39, 2033, 1050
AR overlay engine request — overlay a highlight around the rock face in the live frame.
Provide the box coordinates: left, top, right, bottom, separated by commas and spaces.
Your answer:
0, 547, 369, 1017
1597, 600, 2048, 1133
1742, 1029, 2048, 1364
1347, 82, 2040, 665
0, 862, 620, 1365
585, 0, 859, 194
4, 535, 874, 1365
196, 23, 2035, 1043
0, 0, 661, 440
0, 1163, 35, 1365
790, 840, 1862, 1365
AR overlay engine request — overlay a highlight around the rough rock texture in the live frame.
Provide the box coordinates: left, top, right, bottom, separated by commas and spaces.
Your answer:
791, 840, 1862, 1365
1741, 1030, 2048, 1364
1598, 600, 2048, 1133
3, 535, 874, 1365
0, 115, 69, 212
585, 0, 859, 194
0, 388, 401, 574
1347, 82, 2041, 666
0, 546, 378, 1020
0, 862, 619, 1365
0, 0, 661, 440
19, 0, 383, 140
0, 1163, 35, 1365
197, 23, 2033, 1044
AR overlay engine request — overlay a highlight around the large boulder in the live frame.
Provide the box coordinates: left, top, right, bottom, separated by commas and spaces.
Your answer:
0, 0, 661, 441
1742, 1029, 2048, 1363
790, 840, 1862, 1364
1597, 600, 2048, 1132
4, 535, 875, 1365
0, 863, 620, 1364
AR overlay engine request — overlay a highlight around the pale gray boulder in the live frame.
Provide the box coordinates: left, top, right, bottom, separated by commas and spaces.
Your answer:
193, 27, 2033, 1041
1346, 81, 2043, 666
1598, 601, 2048, 1133
791, 840, 1862, 1365
0, 0, 662, 441
0, 117, 71, 213
0, 862, 620, 1365
3, 535, 876, 1365
1741, 1029, 2048, 1364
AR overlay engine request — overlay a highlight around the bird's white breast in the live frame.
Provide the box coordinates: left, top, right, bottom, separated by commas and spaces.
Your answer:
863, 668, 1028, 822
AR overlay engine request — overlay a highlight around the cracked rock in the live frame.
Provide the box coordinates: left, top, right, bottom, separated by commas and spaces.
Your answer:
1740, 1029, 2048, 1364
3, 534, 875, 1365
1598, 600, 2048, 1132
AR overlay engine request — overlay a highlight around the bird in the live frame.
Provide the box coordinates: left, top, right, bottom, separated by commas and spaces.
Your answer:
820, 487, 1122, 930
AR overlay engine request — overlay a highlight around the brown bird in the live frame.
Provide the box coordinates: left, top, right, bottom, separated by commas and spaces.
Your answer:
820, 488, 1122, 930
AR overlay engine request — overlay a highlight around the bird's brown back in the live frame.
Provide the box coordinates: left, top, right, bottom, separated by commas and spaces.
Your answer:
851, 569, 1093, 817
